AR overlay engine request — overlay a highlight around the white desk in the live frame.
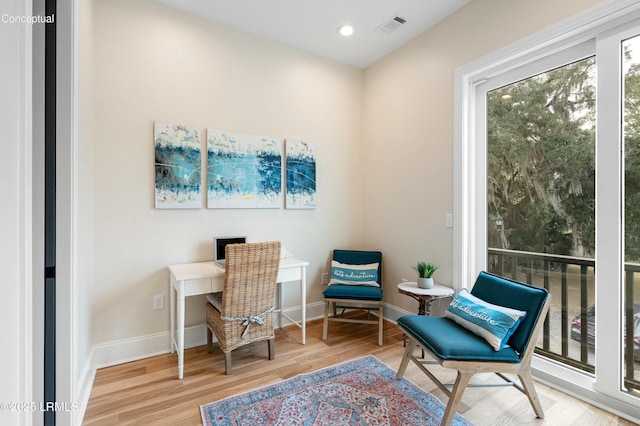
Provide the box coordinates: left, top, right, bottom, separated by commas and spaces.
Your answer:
169, 257, 309, 379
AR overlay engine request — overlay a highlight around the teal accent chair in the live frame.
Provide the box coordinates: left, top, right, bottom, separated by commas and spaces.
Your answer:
322, 250, 384, 346
396, 271, 551, 425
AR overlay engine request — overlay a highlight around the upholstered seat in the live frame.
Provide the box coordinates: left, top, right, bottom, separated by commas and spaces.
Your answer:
397, 316, 522, 362
322, 284, 382, 301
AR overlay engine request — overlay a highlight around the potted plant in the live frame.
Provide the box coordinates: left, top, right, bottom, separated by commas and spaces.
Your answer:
413, 262, 438, 289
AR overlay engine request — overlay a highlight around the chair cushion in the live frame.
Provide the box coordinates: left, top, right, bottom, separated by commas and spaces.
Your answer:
333, 250, 382, 285
206, 292, 223, 311
329, 260, 380, 286
397, 315, 522, 362
444, 289, 526, 351
323, 284, 383, 301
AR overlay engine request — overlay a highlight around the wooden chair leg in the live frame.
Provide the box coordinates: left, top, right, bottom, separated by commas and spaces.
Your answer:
378, 303, 384, 346
268, 338, 275, 360
441, 371, 472, 426
322, 301, 329, 341
396, 341, 413, 379
224, 352, 232, 375
519, 370, 545, 418
206, 327, 213, 352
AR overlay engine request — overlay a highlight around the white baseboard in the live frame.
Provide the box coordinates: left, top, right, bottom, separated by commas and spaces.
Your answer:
74, 348, 96, 426
92, 326, 199, 370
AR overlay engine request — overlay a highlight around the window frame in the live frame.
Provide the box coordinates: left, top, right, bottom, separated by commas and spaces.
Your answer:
453, 0, 640, 418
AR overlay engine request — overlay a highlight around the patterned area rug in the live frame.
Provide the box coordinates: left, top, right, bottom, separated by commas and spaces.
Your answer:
200, 355, 473, 426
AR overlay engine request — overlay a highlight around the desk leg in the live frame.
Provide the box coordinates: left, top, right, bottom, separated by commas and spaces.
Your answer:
177, 287, 185, 380
277, 281, 283, 329
301, 265, 306, 345
170, 276, 176, 353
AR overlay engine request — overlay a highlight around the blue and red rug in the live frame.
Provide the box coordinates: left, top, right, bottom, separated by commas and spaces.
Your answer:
200, 355, 473, 425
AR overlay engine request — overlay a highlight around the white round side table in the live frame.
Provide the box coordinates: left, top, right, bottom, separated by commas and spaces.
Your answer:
396, 281, 454, 316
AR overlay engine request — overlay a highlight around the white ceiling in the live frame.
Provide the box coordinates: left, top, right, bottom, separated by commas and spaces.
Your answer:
152, 0, 471, 69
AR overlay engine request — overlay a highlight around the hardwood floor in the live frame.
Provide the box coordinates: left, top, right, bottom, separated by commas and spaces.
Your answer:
83, 314, 637, 425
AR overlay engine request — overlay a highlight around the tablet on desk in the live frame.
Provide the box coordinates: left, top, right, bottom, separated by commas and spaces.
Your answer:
214, 236, 246, 268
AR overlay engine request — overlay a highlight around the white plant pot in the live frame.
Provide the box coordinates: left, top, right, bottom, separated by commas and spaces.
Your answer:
417, 277, 434, 289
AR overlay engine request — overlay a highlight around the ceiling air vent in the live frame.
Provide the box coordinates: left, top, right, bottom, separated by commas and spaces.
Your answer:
376, 15, 407, 34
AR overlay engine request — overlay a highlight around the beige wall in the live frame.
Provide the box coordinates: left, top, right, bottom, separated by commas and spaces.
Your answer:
362, 0, 604, 313
91, 0, 364, 345
88, 0, 605, 349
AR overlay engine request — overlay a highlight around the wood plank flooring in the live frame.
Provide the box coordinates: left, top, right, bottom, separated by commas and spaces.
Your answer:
83, 314, 637, 425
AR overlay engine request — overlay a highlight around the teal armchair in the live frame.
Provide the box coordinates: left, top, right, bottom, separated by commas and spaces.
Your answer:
322, 249, 384, 346
396, 271, 550, 425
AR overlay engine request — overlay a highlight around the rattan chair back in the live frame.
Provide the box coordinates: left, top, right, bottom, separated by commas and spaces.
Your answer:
206, 241, 281, 353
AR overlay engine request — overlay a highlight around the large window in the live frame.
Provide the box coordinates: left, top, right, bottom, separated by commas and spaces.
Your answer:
487, 57, 597, 373
455, 2, 640, 418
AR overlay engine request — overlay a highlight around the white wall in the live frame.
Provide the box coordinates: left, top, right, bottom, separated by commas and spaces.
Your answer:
90, 0, 364, 351
87, 0, 609, 364
362, 0, 604, 314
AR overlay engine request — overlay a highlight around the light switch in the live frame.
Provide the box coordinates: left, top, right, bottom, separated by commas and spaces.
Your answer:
445, 213, 453, 228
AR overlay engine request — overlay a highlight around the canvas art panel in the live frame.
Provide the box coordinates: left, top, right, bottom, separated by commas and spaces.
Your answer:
154, 122, 202, 209
285, 139, 316, 209
207, 129, 282, 208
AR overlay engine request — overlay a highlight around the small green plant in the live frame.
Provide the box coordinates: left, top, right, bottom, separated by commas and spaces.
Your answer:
412, 262, 438, 278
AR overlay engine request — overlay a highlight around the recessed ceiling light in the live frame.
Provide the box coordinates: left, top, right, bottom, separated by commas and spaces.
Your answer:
337, 24, 355, 37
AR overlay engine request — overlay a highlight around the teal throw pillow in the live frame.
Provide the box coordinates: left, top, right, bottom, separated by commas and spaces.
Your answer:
329, 260, 379, 287
444, 289, 526, 351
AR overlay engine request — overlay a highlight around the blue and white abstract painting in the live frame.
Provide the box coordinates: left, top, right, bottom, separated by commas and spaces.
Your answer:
207, 129, 282, 208
285, 139, 316, 209
154, 122, 202, 209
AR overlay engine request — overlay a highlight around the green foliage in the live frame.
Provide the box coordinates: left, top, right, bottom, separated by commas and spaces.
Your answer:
487, 57, 597, 257
487, 51, 640, 262
413, 262, 438, 278
624, 60, 640, 262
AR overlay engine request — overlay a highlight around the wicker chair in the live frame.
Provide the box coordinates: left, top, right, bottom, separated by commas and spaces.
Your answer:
206, 241, 281, 374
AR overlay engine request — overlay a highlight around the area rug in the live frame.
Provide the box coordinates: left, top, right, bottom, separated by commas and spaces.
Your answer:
200, 355, 473, 426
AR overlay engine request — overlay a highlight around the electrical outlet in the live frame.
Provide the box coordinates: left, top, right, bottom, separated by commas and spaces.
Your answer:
322, 272, 329, 285
153, 294, 164, 310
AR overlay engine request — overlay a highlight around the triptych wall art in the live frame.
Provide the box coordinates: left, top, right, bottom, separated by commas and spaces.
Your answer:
154, 122, 316, 210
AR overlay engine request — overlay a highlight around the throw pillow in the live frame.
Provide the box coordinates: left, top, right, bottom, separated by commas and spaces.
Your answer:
444, 289, 526, 351
329, 261, 380, 287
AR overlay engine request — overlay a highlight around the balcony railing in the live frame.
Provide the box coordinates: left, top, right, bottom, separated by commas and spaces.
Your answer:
488, 248, 640, 392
